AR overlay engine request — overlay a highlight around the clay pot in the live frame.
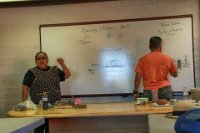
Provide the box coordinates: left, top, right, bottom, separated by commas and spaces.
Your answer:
156, 99, 168, 105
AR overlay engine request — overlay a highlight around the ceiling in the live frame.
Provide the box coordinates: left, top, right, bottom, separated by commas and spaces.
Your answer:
0, 0, 117, 8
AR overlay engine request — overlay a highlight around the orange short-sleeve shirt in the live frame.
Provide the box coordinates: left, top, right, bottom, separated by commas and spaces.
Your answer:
135, 51, 177, 90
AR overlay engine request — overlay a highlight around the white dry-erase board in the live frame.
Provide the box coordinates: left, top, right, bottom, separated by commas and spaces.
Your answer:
40, 15, 195, 96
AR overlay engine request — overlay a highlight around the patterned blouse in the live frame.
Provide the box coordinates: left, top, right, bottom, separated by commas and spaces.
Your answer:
23, 66, 65, 104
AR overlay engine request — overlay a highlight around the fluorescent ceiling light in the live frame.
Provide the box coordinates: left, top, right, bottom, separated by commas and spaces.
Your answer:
0, 0, 28, 2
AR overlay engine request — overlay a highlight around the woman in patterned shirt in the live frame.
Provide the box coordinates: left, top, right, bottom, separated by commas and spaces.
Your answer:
22, 51, 71, 105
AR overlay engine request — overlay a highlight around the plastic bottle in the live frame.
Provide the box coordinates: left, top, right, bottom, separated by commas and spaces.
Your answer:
42, 93, 48, 110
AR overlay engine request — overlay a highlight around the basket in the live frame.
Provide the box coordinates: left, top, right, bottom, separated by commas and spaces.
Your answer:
191, 88, 200, 102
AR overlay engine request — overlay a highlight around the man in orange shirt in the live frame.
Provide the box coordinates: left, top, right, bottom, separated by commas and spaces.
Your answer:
134, 36, 177, 101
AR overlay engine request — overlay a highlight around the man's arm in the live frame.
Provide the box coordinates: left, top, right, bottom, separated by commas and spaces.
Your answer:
169, 59, 178, 77
134, 72, 142, 99
22, 85, 29, 101
57, 58, 71, 79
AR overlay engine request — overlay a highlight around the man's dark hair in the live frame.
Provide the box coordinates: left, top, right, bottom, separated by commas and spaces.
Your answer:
149, 36, 162, 50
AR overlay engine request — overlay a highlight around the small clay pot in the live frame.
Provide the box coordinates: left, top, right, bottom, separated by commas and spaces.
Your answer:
156, 99, 168, 105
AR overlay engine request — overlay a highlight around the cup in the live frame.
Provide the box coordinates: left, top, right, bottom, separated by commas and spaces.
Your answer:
183, 87, 188, 96
75, 98, 82, 105
198, 101, 200, 107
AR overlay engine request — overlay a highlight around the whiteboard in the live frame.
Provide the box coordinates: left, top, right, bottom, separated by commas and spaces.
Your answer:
40, 15, 195, 96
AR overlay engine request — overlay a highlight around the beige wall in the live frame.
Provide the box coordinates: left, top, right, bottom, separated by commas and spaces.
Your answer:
0, 0, 199, 117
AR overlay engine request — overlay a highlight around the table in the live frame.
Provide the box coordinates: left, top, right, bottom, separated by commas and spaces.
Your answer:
0, 117, 44, 133
7, 102, 173, 133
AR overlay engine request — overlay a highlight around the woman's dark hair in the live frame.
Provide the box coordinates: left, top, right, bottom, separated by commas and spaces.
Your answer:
35, 51, 48, 60
149, 36, 162, 50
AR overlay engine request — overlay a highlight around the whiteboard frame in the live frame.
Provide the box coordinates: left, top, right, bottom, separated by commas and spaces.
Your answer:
39, 14, 196, 97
